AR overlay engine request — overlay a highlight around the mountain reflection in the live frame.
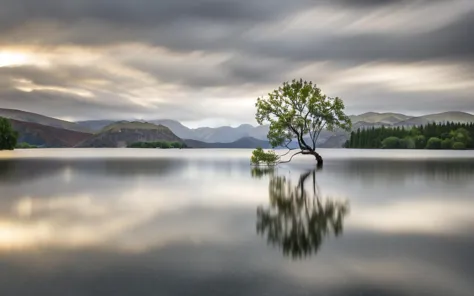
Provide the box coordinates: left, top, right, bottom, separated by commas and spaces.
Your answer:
254, 168, 349, 259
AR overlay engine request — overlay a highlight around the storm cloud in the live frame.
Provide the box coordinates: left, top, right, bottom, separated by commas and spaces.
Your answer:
0, 0, 473, 124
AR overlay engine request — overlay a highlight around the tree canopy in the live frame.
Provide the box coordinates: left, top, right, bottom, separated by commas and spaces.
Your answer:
0, 117, 18, 150
255, 79, 351, 166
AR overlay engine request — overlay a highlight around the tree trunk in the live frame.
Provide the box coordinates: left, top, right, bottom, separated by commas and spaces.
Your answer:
302, 150, 323, 167
314, 152, 323, 168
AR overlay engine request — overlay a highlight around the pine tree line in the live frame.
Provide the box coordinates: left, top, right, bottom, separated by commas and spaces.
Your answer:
344, 122, 474, 150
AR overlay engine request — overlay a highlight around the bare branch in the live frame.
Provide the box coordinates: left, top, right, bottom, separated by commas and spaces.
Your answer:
278, 147, 297, 158
279, 151, 303, 164
312, 122, 327, 150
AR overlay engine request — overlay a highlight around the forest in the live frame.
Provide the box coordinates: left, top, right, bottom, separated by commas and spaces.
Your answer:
344, 122, 474, 150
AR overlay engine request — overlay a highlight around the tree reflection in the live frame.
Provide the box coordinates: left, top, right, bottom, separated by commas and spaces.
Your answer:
251, 167, 276, 179
255, 168, 349, 259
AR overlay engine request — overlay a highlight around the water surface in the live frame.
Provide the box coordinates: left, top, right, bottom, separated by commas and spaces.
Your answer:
0, 149, 473, 296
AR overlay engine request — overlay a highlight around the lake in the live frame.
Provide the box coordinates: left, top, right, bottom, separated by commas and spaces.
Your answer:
0, 148, 473, 296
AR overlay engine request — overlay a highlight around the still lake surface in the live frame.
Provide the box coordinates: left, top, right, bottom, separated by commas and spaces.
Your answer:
0, 148, 473, 296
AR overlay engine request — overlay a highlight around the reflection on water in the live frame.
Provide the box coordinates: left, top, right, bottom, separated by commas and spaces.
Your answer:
0, 149, 473, 296
254, 168, 349, 259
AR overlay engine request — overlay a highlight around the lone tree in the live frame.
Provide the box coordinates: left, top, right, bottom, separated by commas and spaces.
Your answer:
0, 117, 18, 150
255, 79, 351, 166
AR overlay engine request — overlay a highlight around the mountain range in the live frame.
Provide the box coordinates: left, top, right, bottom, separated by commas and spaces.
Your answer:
1, 108, 474, 148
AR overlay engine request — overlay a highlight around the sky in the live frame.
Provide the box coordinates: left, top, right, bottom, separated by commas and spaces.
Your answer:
0, 0, 473, 127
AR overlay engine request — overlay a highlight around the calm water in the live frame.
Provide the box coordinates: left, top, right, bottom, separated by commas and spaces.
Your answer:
0, 149, 473, 296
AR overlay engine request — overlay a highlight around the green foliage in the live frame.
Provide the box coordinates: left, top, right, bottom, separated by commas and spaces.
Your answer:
255, 79, 351, 151
381, 137, 400, 149
426, 137, 442, 149
414, 135, 426, 149
346, 122, 474, 150
441, 138, 453, 149
251, 147, 279, 166
128, 141, 187, 149
403, 136, 416, 149
452, 142, 466, 150
450, 128, 471, 144
16, 142, 38, 149
0, 117, 18, 150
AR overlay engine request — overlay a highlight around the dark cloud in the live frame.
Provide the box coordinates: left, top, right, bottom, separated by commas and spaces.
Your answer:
0, 0, 301, 28
0, 0, 472, 121
0, 0, 470, 64
333, 0, 449, 8
242, 10, 474, 63
125, 53, 295, 88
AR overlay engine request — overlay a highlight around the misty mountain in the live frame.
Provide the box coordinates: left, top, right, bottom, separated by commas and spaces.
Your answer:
184, 137, 272, 149
77, 119, 271, 142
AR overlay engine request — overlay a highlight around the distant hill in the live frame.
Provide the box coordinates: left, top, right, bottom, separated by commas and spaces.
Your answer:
149, 119, 197, 139
152, 121, 270, 143
76, 121, 183, 147
77, 119, 271, 143
0, 108, 90, 133
319, 135, 348, 148
185, 137, 271, 149
76, 111, 474, 148
394, 111, 474, 127
349, 112, 411, 124
5, 108, 474, 149
10, 119, 92, 147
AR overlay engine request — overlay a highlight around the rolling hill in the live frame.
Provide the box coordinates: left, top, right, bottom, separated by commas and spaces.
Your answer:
350, 112, 411, 124
0, 108, 90, 133
10, 119, 92, 147
76, 121, 183, 148
394, 111, 474, 126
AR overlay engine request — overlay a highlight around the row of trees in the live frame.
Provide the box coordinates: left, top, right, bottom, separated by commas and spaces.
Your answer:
345, 122, 474, 150
16, 142, 38, 149
128, 141, 187, 149
0, 117, 18, 150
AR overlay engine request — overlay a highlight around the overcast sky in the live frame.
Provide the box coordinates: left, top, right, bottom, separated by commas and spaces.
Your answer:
0, 0, 473, 127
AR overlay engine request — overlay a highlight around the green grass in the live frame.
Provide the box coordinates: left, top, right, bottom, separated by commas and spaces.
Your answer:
16, 142, 38, 149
